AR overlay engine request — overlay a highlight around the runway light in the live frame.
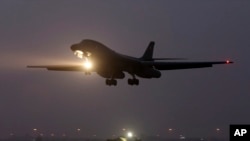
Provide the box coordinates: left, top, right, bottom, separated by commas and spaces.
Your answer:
127, 132, 133, 138
180, 135, 185, 140
120, 137, 127, 141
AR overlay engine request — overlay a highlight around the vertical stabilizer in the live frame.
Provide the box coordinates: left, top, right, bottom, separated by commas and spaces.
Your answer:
140, 41, 155, 61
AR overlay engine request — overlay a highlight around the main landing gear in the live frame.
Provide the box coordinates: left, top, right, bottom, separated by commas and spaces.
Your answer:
128, 78, 139, 85
85, 72, 91, 75
105, 74, 140, 86
106, 79, 117, 86
128, 74, 139, 85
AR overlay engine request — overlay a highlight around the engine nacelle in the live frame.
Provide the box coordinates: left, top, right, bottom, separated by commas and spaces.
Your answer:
136, 68, 161, 78
97, 71, 125, 79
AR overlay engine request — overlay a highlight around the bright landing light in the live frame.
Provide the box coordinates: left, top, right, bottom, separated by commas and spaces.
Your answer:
83, 60, 93, 69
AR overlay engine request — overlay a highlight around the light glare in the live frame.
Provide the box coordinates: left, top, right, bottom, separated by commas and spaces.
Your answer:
83, 61, 93, 69
74, 50, 83, 58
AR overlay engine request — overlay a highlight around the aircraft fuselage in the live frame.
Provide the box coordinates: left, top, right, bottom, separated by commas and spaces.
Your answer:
27, 39, 233, 86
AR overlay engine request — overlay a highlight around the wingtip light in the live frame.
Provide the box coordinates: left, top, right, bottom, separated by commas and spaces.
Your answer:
226, 60, 233, 64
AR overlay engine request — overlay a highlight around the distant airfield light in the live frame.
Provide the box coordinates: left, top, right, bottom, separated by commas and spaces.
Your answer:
226, 60, 230, 64
180, 136, 186, 140
168, 128, 173, 131
120, 137, 127, 141
127, 131, 133, 138
179, 135, 185, 140
216, 128, 220, 131
33, 128, 37, 132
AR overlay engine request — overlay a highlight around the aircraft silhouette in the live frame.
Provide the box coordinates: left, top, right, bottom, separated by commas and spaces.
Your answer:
28, 39, 233, 86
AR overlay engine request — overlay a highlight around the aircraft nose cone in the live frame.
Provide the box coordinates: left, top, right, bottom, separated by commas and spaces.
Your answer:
70, 44, 77, 51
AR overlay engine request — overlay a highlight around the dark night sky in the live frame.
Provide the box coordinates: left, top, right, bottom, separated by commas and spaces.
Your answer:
0, 0, 250, 139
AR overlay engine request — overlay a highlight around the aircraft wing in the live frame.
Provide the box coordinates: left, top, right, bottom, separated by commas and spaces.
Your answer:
27, 65, 90, 71
145, 61, 233, 70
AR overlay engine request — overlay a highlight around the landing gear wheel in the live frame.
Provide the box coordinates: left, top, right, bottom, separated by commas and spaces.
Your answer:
134, 78, 139, 85
111, 79, 117, 86
106, 79, 117, 86
85, 72, 91, 75
128, 79, 133, 85
128, 78, 139, 85
106, 79, 110, 85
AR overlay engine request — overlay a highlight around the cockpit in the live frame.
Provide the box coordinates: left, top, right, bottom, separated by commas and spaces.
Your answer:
73, 50, 92, 59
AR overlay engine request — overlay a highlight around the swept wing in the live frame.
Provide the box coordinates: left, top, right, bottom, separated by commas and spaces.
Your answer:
145, 61, 233, 70
27, 65, 89, 71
